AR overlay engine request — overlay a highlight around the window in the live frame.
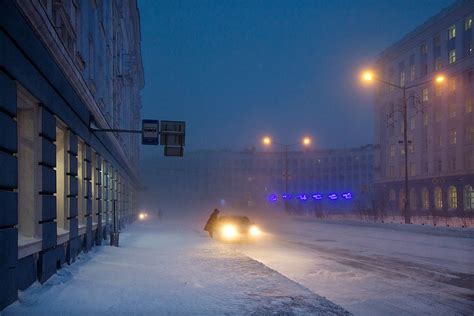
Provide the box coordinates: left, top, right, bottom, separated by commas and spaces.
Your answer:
434, 187, 443, 210
466, 126, 474, 142
448, 186, 458, 209
449, 129, 457, 144
410, 64, 416, 81
437, 135, 442, 147
449, 77, 457, 92
390, 144, 395, 157
449, 49, 456, 64
410, 163, 416, 176
17, 88, 40, 243
435, 57, 442, 70
56, 122, 70, 233
400, 71, 405, 87
466, 99, 473, 113
423, 113, 429, 126
389, 189, 396, 201
448, 25, 456, 40
435, 109, 442, 122
408, 142, 414, 153
449, 103, 457, 118
410, 117, 416, 130
422, 188, 429, 210
389, 165, 395, 178
422, 88, 429, 102
464, 185, 474, 210
465, 16, 472, 31
420, 43, 428, 54
435, 85, 442, 96
448, 154, 456, 171
410, 188, 417, 210
399, 189, 406, 211
91, 151, 98, 224
433, 34, 440, 47
77, 140, 86, 228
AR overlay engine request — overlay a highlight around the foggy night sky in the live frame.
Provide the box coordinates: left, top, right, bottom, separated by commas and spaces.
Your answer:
138, 0, 453, 155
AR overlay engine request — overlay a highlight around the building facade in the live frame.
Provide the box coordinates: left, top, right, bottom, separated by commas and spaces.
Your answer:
0, 0, 144, 309
143, 145, 373, 214
374, 0, 474, 216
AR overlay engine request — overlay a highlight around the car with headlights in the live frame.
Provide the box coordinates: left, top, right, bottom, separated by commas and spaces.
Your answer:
214, 215, 261, 242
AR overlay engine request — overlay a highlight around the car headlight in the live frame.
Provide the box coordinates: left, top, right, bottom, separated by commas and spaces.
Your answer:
249, 225, 260, 236
222, 224, 238, 239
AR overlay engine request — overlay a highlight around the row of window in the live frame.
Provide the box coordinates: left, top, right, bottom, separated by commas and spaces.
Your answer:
16, 87, 131, 246
388, 185, 474, 211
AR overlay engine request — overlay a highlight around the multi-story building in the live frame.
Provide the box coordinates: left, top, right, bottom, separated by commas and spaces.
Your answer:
373, 0, 474, 216
143, 145, 374, 214
0, 0, 144, 309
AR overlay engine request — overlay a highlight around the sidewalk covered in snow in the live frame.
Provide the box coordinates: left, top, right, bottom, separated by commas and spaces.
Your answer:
4, 219, 348, 315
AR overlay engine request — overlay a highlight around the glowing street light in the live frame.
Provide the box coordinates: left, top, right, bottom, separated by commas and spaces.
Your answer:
262, 136, 272, 146
361, 70, 374, 82
302, 137, 311, 146
259, 135, 313, 214
358, 68, 446, 224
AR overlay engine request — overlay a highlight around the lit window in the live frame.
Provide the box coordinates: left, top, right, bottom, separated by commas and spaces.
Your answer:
422, 188, 429, 210
423, 113, 429, 126
56, 122, 70, 233
77, 140, 86, 228
400, 71, 405, 86
448, 186, 458, 209
410, 64, 416, 81
435, 85, 442, 96
466, 126, 474, 142
449, 77, 457, 91
410, 117, 416, 130
449, 103, 457, 118
466, 16, 473, 31
466, 99, 473, 113
420, 43, 428, 54
449, 129, 457, 144
435, 57, 442, 70
422, 88, 429, 102
448, 25, 456, 40
449, 49, 456, 64
464, 185, 474, 210
434, 187, 443, 210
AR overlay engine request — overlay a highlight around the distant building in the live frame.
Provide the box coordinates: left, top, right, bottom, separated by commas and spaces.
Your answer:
143, 145, 374, 214
373, 0, 474, 215
0, 0, 144, 309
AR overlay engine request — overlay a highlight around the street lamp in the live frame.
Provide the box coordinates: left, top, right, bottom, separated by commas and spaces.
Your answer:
262, 136, 312, 214
361, 69, 445, 224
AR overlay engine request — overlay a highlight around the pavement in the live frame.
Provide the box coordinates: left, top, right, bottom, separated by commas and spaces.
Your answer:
3, 218, 348, 315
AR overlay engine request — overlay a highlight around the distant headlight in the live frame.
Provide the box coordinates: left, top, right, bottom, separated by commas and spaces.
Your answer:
249, 225, 260, 236
222, 224, 238, 239
139, 213, 146, 220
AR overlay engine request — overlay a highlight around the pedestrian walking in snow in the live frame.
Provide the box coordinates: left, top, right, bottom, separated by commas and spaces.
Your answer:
204, 209, 220, 238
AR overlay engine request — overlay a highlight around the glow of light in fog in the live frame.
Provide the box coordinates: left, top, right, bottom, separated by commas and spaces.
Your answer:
249, 225, 261, 236
269, 194, 278, 202
222, 224, 238, 239
139, 213, 146, 220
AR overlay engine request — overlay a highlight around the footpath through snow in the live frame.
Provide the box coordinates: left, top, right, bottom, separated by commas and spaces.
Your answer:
4, 219, 348, 315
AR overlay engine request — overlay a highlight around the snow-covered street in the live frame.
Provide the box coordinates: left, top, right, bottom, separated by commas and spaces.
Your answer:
3, 219, 347, 315
238, 217, 474, 315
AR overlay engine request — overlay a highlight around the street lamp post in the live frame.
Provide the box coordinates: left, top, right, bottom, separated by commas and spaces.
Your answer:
361, 70, 445, 224
262, 136, 311, 214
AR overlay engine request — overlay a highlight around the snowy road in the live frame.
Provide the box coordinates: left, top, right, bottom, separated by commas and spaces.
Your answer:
238, 218, 474, 315
4, 219, 347, 315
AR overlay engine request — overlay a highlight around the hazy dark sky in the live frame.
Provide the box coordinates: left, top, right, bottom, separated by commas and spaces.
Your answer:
138, 0, 453, 154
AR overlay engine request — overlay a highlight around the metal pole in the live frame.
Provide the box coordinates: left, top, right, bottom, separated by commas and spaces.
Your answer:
285, 145, 289, 214
403, 87, 411, 224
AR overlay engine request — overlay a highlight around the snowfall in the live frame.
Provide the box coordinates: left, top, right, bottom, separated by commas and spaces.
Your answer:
3, 211, 474, 315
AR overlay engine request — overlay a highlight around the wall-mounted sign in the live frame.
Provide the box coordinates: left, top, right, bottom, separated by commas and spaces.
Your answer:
142, 120, 159, 145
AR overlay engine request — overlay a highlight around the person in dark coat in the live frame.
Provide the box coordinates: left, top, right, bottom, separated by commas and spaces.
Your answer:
204, 209, 220, 238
